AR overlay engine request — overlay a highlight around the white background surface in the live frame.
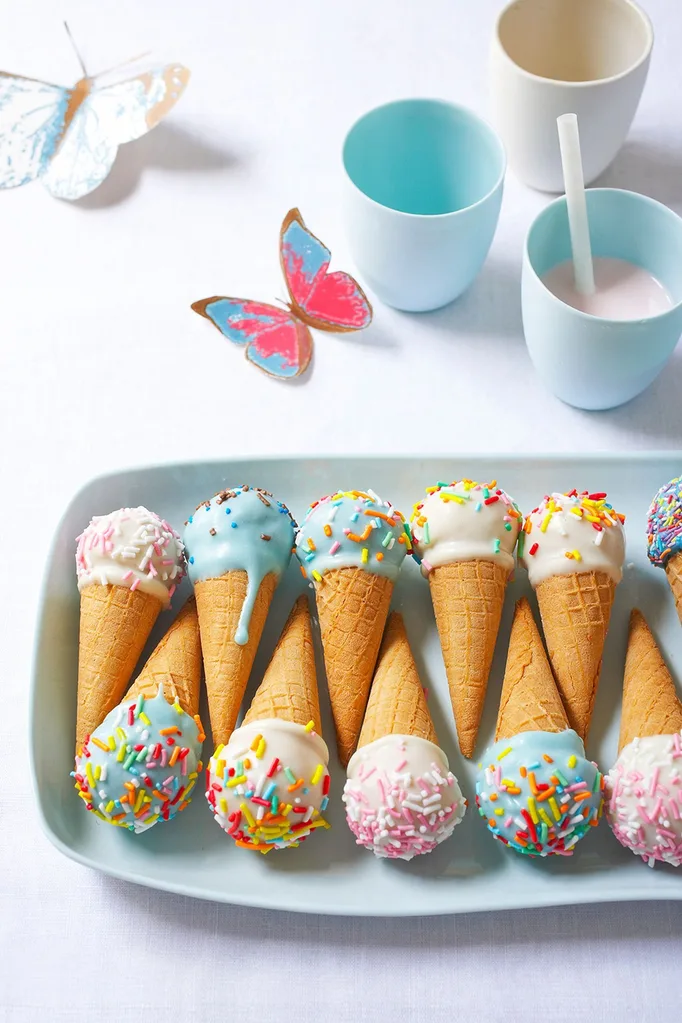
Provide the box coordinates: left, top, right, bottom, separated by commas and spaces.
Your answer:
2, 0, 682, 1019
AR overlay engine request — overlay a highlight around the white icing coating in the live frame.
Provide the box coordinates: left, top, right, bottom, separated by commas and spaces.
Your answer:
606, 733, 682, 867
411, 481, 521, 575
522, 491, 625, 589
343, 734, 466, 859
206, 719, 331, 850
76, 506, 185, 605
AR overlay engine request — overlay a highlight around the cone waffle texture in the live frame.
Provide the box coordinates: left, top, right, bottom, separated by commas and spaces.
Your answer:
535, 570, 615, 742
76, 583, 162, 752
125, 597, 202, 717
618, 609, 682, 752
665, 553, 682, 626
194, 570, 277, 747
314, 566, 393, 766
358, 612, 437, 748
243, 595, 321, 730
429, 559, 508, 758
495, 598, 569, 742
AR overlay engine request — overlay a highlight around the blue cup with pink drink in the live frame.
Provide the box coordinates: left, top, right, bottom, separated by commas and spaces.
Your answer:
522, 186, 682, 410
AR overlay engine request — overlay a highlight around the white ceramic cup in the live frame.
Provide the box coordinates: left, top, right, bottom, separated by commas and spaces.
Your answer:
490, 0, 653, 192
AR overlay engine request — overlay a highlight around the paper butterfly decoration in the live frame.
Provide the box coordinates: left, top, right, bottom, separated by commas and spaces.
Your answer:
192, 208, 373, 379
0, 63, 190, 200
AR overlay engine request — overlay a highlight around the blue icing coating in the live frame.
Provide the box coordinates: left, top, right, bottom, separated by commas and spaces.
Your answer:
475, 730, 603, 857
646, 476, 682, 567
72, 688, 204, 833
184, 486, 295, 645
295, 490, 409, 582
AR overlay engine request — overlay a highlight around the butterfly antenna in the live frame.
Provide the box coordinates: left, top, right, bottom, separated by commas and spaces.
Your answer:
63, 21, 88, 77
94, 51, 152, 79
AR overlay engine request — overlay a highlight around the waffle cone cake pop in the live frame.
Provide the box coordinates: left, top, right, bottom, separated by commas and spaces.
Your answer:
475, 598, 604, 857
295, 490, 409, 766
74, 507, 186, 753
183, 485, 295, 748
647, 476, 682, 625
605, 610, 682, 867
522, 490, 626, 742
410, 479, 522, 758
343, 613, 466, 859
206, 596, 331, 852
73, 599, 205, 832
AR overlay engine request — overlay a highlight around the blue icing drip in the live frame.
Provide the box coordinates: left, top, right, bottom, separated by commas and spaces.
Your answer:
475, 730, 603, 857
295, 490, 408, 581
183, 486, 295, 645
73, 688, 203, 833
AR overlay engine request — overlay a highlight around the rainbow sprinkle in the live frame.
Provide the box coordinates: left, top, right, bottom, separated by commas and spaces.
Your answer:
647, 477, 682, 567
206, 723, 330, 852
410, 480, 522, 572
522, 490, 625, 568
295, 490, 407, 583
72, 688, 204, 832
475, 731, 603, 856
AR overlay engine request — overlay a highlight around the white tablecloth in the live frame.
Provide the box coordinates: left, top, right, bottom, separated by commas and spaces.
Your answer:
2, 0, 682, 1019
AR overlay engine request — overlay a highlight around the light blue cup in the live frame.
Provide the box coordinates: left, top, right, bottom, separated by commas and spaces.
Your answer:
523, 188, 682, 410
342, 99, 506, 312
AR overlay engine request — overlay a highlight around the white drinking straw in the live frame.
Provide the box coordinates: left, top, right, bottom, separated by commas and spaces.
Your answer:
556, 113, 595, 295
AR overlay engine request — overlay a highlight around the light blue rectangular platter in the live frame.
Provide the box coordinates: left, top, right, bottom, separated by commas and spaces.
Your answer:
31, 454, 682, 915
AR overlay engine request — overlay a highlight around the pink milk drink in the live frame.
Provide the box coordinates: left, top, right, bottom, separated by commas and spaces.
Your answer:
522, 188, 682, 410
542, 257, 673, 320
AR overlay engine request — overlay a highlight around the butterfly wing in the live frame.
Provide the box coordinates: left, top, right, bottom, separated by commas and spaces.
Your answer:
280, 208, 372, 333
40, 97, 117, 200
192, 297, 312, 379
86, 65, 190, 144
41, 65, 190, 200
0, 72, 71, 188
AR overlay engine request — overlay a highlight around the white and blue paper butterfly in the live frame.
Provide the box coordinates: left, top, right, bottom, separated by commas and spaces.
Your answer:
0, 61, 190, 200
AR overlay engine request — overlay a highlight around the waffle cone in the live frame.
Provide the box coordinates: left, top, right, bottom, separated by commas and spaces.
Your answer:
194, 571, 277, 747
358, 612, 437, 748
535, 570, 615, 742
618, 609, 682, 752
665, 553, 682, 626
495, 598, 568, 742
76, 583, 162, 753
314, 567, 393, 766
428, 559, 508, 758
243, 595, 321, 730
125, 597, 202, 717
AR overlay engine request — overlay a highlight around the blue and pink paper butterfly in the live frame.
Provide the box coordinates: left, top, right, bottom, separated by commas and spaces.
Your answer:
0, 62, 190, 200
192, 209, 373, 379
